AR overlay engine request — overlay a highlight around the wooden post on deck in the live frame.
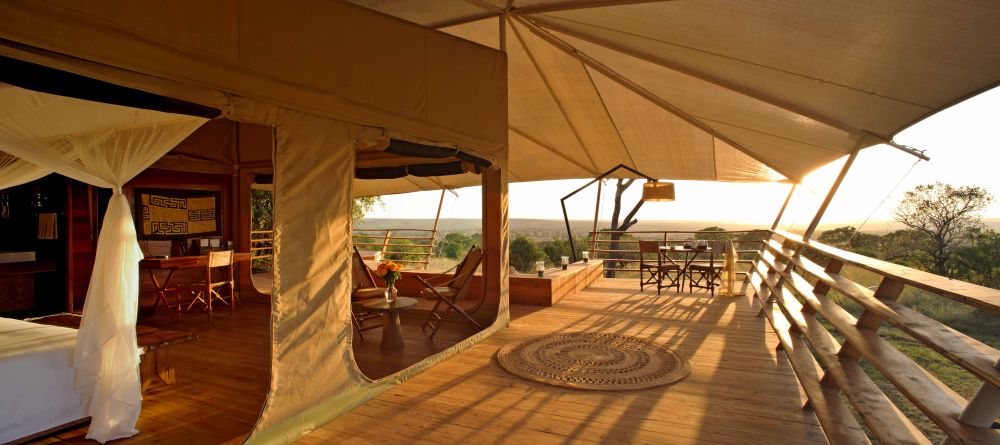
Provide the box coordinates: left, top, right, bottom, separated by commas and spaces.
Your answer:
478, 160, 508, 326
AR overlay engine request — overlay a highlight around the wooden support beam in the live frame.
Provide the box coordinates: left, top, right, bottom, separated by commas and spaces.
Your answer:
478, 159, 508, 326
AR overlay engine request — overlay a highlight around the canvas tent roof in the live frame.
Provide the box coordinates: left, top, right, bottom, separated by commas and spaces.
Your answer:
348, 0, 1000, 186
0, 1, 510, 443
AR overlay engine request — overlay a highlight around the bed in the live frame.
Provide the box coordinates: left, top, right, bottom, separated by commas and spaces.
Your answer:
0, 317, 87, 444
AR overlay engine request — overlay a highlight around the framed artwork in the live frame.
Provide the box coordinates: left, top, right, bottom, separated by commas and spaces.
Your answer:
135, 188, 221, 239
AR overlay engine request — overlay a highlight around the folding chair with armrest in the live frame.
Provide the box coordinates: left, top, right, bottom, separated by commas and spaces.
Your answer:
419, 246, 485, 339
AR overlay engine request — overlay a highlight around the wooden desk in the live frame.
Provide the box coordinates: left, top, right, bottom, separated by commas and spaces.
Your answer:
140, 253, 251, 320
27, 313, 197, 391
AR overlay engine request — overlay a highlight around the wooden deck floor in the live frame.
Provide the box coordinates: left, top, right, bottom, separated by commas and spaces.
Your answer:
29, 302, 272, 445
353, 299, 491, 380
296, 279, 828, 445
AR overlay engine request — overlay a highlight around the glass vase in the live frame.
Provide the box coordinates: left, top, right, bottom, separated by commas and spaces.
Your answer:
385, 282, 398, 303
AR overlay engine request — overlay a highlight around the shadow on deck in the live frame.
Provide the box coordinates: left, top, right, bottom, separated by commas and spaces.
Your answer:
297, 278, 827, 445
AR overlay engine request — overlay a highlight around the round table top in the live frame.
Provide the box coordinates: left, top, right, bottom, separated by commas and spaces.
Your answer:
359, 296, 419, 311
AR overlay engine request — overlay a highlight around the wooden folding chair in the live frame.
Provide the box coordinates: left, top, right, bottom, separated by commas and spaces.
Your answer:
688, 240, 726, 296
419, 246, 485, 339
639, 240, 681, 295
351, 246, 384, 342
178, 250, 235, 322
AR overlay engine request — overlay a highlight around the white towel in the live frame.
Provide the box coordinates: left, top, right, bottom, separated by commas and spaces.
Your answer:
37, 212, 58, 239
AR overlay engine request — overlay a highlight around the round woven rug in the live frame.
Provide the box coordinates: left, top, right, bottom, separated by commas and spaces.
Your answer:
495, 332, 691, 391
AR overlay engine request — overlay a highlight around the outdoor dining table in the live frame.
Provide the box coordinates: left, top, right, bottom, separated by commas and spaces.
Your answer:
659, 245, 716, 287
141, 252, 251, 320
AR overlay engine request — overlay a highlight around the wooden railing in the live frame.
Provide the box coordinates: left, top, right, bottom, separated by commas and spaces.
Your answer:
588, 230, 769, 275
250, 230, 273, 271
352, 228, 437, 270
747, 228, 1000, 444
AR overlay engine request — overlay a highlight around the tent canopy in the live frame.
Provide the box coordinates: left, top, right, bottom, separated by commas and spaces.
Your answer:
348, 0, 1000, 186
0, 1, 512, 442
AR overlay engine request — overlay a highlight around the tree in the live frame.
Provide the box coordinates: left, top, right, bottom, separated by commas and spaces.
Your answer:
542, 236, 588, 265
948, 228, 1000, 289
697, 226, 732, 241
353, 196, 383, 223
604, 178, 645, 277
893, 183, 993, 275
251, 189, 273, 231
509, 235, 546, 273
817, 226, 882, 258
439, 232, 474, 259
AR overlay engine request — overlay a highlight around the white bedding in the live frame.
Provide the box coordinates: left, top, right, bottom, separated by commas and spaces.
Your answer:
0, 317, 87, 443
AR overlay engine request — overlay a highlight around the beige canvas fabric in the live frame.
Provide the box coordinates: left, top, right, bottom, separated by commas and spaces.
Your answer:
0, 0, 507, 163
345, 0, 1000, 185
0, 3, 510, 444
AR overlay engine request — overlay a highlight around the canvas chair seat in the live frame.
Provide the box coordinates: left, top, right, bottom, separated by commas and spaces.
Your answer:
420, 286, 457, 299
354, 287, 385, 300
420, 246, 485, 339
351, 247, 385, 342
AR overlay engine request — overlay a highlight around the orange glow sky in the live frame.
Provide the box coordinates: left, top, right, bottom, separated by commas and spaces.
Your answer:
370, 87, 1000, 230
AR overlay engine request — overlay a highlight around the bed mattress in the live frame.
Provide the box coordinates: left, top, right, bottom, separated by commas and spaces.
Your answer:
0, 317, 87, 443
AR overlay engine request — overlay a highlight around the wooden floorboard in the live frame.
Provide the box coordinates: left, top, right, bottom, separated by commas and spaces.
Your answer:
28, 278, 828, 444
27, 302, 272, 445
298, 279, 828, 445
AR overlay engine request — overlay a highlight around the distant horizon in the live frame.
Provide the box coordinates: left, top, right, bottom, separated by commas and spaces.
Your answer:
358, 216, 1000, 235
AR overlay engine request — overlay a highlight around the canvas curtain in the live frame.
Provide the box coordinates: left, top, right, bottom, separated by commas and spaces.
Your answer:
719, 240, 741, 297
0, 102, 205, 442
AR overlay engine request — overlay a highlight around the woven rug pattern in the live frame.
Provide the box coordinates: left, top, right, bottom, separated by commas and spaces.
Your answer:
496, 332, 691, 391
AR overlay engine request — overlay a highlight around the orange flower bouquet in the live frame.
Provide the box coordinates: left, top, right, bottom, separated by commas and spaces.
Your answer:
376, 260, 402, 302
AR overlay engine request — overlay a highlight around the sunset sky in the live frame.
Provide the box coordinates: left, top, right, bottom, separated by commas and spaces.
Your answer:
370, 87, 1000, 231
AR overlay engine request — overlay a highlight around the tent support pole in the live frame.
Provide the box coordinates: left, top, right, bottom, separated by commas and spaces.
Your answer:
801, 142, 863, 242
742, 183, 796, 295
754, 143, 861, 304
590, 179, 602, 258
499, 14, 506, 52
771, 184, 797, 231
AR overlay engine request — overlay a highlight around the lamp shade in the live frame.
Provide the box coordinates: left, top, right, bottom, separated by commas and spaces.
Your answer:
641, 181, 675, 202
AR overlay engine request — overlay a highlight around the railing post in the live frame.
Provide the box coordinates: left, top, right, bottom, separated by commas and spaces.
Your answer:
840, 276, 904, 360
381, 230, 391, 260
958, 359, 1000, 426
943, 362, 1000, 444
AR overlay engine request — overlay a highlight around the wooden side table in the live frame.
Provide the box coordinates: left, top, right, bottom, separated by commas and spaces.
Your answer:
359, 296, 418, 351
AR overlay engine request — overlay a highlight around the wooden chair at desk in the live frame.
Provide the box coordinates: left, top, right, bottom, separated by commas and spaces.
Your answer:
178, 250, 236, 321
687, 241, 726, 296
639, 240, 681, 295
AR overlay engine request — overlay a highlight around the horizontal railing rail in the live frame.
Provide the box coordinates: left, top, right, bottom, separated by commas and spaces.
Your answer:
747, 228, 1000, 445
588, 230, 769, 274
353, 228, 438, 269
250, 229, 274, 273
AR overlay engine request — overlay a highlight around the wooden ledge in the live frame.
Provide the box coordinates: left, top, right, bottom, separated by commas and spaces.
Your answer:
393, 260, 605, 307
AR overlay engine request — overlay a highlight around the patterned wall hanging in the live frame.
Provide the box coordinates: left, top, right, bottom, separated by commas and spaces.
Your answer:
135, 188, 221, 239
